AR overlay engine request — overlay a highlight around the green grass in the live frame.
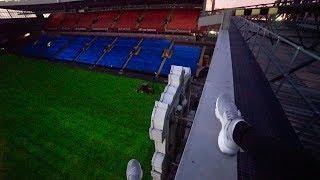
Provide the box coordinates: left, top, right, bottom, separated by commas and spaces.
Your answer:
0, 54, 164, 179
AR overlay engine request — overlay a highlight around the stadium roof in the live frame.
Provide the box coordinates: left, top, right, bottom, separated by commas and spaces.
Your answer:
0, 0, 81, 6
0, 0, 203, 12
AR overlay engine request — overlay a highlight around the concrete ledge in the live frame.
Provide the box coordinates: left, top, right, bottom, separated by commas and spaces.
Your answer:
175, 29, 237, 180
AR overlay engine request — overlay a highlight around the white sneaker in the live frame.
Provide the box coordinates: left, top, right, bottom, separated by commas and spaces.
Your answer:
215, 94, 245, 155
126, 159, 143, 180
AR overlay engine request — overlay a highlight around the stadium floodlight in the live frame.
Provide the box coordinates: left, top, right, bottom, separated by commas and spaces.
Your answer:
209, 30, 218, 35
24, 33, 30, 37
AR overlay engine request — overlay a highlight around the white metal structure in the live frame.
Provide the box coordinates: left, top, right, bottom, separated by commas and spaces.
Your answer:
150, 65, 191, 180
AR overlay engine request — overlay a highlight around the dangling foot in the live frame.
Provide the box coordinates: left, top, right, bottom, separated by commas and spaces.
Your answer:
215, 94, 246, 155
126, 159, 143, 180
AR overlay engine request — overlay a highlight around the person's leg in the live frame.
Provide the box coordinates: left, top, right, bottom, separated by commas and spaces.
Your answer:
232, 121, 267, 154
215, 94, 319, 179
215, 94, 246, 155
126, 159, 143, 180
233, 118, 320, 179
233, 121, 288, 179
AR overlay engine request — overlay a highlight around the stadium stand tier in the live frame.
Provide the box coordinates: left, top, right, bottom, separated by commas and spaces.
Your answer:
139, 10, 169, 32
161, 45, 201, 75
97, 37, 139, 68
45, 9, 199, 34
21, 35, 55, 56
60, 13, 81, 30
45, 13, 65, 30
91, 11, 119, 30
55, 36, 94, 61
42, 35, 74, 58
76, 12, 98, 30
114, 10, 141, 31
77, 36, 115, 65
166, 9, 199, 32
21, 34, 201, 76
127, 39, 171, 74
22, 35, 85, 60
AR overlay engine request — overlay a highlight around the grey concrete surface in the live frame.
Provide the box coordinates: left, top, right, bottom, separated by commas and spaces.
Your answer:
175, 29, 237, 180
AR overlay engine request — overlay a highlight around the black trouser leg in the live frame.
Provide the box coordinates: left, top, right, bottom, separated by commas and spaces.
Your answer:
232, 121, 319, 179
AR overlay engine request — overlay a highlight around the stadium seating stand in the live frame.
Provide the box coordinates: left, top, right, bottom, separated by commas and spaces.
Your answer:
166, 9, 199, 33
55, 36, 94, 61
76, 12, 98, 30
127, 39, 170, 74
45, 13, 65, 30
161, 45, 201, 75
114, 10, 140, 31
77, 37, 115, 65
139, 10, 169, 32
21, 34, 201, 77
92, 11, 119, 30
42, 35, 74, 58
98, 37, 138, 68
21, 35, 56, 57
60, 13, 81, 30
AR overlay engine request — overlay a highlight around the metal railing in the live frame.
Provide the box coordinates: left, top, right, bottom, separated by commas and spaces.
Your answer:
0, 8, 37, 19
233, 16, 320, 136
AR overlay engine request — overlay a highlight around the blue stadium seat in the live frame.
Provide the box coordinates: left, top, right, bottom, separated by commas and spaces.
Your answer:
21, 35, 55, 57
42, 35, 74, 59
161, 45, 201, 76
126, 39, 170, 74
97, 37, 138, 69
55, 36, 94, 61
78, 37, 114, 65
21, 35, 202, 77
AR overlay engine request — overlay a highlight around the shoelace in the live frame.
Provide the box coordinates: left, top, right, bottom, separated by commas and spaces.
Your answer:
224, 110, 238, 121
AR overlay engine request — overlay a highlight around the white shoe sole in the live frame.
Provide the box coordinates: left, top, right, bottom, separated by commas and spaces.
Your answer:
215, 96, 243, 155
218, 121, 240, 155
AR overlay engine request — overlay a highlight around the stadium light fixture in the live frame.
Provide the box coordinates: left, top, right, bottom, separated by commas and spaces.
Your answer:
47, 41, 52, 47
209, 30, 218, 35
24, 33, 30, 37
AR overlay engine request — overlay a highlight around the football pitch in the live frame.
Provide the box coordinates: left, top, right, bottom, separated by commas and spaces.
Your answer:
0, 54, 164, 179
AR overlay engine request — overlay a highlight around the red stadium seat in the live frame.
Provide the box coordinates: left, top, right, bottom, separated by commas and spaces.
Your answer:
76, 12, 98, 30
91, 11, 119, 30
45, 13, 65, 30
60, 13, 81, 30
114, 10, 140, 31
46, 9, 199, 34
166, 9, 200, 33
139, 9, 169, 32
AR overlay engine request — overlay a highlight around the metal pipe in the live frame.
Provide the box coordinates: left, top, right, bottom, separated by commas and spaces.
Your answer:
260, 45, 320, 117
235, 16, 320, 62
270, 58, 317, 82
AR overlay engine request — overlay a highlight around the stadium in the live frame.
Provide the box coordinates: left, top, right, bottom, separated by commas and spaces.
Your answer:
0, 0, 319, 179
